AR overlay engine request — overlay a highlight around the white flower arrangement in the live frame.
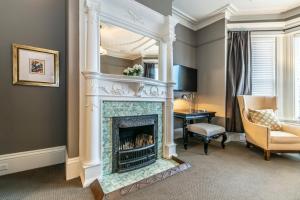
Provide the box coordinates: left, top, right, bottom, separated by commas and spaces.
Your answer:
123, 64, 144, 76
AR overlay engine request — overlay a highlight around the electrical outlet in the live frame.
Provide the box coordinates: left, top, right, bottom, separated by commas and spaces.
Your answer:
0, 163, 8, 171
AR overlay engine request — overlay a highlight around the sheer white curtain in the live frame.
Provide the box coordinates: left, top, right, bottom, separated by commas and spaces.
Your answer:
276, 33, 300, 121
294, 36, 300, 119
251, 33, 300, 122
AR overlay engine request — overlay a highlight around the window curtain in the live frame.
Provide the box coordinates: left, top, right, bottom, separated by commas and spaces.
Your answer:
144, 63, 156, 79
226, 31, 252, 132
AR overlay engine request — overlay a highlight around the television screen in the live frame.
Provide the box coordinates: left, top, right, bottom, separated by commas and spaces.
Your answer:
173, 65, 197, 92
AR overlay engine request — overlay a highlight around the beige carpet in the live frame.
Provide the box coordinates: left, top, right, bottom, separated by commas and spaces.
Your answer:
0, 164, 94, 200
124, 139, 300, 200
1, 139, 300, 200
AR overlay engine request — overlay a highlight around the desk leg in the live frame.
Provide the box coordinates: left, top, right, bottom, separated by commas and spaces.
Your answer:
208, 116, 212, 123
189, 120, 194, 137
183, 119, 188, 150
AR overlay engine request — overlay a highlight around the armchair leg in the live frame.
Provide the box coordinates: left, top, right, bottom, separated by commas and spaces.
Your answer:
264, 150, 271, 161
246, 141, 251, 148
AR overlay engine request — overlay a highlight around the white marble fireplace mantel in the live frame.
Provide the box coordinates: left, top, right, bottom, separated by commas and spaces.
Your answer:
74, 0, 178, 187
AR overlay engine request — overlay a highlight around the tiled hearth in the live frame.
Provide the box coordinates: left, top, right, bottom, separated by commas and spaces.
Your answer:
100, 159, 179, 193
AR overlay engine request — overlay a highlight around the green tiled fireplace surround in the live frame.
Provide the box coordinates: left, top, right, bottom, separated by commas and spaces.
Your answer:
101, 101, 164, 176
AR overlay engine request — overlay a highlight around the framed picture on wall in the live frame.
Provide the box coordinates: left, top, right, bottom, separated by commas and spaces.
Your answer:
12, 44, 59, 87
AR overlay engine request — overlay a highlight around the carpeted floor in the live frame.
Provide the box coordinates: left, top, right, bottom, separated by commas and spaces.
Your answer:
0, 163, 94, 200
1, 138, 300, 200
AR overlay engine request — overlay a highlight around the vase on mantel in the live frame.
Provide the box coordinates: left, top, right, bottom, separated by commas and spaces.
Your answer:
123, 64, 144, 77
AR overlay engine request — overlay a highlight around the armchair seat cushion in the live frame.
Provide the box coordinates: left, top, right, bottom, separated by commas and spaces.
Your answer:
270, 131, 300, 144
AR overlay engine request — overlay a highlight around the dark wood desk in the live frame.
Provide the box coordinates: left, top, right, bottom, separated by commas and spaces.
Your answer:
174, 111, 216, 150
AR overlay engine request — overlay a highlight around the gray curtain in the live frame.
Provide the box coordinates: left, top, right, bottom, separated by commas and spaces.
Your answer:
226, 31, 251, 132
144, 63, 156, 79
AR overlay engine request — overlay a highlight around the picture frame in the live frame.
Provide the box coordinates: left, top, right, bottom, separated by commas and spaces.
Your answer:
13, 44, 59, 87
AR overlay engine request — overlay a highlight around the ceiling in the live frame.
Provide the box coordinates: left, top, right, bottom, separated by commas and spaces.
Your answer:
100, 23, 159, 60
173, 0, 300, 21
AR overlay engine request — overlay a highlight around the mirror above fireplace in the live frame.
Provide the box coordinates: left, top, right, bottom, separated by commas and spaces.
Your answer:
100, 22, 160, 80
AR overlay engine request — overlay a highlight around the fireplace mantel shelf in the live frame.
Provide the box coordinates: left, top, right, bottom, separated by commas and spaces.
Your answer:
82, 71, 174, 99
82, 71, 174, 87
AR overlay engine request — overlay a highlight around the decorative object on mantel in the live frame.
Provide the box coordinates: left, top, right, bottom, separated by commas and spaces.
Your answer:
12, 44, 59, 87
123, 64, 144, 76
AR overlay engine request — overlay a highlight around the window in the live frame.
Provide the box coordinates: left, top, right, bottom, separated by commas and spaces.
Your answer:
295, 36, 300, 119
251, 37, 276, 96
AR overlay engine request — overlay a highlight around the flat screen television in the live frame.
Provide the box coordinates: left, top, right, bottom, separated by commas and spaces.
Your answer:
173, 65, 197, 92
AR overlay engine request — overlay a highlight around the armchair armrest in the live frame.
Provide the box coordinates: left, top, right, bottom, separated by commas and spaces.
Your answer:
241, 110, 270, 149
282, 123, 300, 137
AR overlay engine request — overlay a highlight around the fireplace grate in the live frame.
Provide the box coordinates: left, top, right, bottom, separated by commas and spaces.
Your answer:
118, 144, 156, 172
112, 114, 158, 173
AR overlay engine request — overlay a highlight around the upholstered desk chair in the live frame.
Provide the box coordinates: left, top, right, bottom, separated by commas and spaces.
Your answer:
237, 95, 300, 160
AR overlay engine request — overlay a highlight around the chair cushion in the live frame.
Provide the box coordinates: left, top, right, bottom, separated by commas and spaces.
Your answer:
248, 109, 282, 131
270, 131, 300, 144
187, 123, 225, 137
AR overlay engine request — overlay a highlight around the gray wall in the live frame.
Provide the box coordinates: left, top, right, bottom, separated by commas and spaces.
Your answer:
173, 24, 197, 129
0, 0, 66, 155
196, 19, 226, 126
174, 24, 197, 69
135, 0, 172, 16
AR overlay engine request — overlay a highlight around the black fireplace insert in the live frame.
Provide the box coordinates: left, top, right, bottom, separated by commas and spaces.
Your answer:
112, 114, 158, 173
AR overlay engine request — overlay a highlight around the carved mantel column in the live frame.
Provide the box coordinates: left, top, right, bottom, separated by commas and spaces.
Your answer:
80, 0, 101, 187
86, 0, 100, 72
163, 16, 178, 159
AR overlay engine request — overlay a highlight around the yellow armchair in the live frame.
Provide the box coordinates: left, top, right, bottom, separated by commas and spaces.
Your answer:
237, 95, 300, 160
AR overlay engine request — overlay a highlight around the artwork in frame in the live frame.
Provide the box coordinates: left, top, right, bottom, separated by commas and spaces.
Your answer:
13, 44, 59, 87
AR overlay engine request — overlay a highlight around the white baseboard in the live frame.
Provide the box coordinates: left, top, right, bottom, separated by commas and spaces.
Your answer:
66, 155, 80, 180
0, 146, 66, 176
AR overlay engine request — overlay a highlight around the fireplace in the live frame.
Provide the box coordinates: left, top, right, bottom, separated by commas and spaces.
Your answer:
112, 114, 158, 173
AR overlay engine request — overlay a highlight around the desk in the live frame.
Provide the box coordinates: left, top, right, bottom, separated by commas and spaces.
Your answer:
174, 111, 216, 149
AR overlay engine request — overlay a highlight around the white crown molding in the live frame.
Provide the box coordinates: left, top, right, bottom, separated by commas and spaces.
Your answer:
227, 16, 300, 32
194, 12, 226, 31
227, 21, 286, 31
173, 4, 237, 31
172, 7, 198, 30
172, 7, 198, 24
173, 3, 300, 31
209, 4, 238, 19
230, 6, 300, 22
283, 6, 300, 19
285, 17, 300, 30
0, 146, 65, 176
